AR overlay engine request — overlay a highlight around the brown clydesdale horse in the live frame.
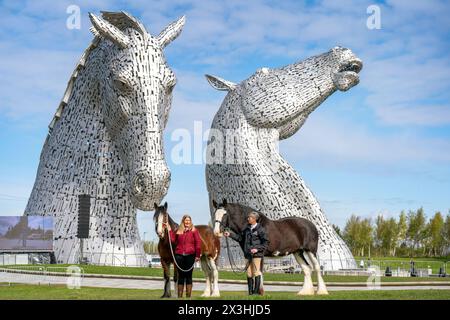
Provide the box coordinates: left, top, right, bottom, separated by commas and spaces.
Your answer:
213, 199, 328, 295
153, 202, 221, 297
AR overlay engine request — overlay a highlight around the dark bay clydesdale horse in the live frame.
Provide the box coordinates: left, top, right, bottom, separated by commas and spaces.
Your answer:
213, 199, 328, 295
153, 202, 221, 297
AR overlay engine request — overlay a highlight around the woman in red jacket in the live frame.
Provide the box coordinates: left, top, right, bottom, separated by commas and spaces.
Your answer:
164, 214, 201, 298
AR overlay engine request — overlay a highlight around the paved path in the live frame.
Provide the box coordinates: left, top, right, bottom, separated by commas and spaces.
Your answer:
1, 272, 450, 292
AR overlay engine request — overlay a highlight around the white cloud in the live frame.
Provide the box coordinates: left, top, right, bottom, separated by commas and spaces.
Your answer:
281, 112, 450, 167
374, 105, 450, 126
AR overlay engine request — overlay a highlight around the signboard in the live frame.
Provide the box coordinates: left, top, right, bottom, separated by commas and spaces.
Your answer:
0, 216, 53, 251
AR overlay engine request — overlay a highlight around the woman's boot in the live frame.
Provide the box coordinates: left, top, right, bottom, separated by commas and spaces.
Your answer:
253, 275, 261, 295
247, 277, 254, 295
178, 284, 184, 298
186, 284, 193, 298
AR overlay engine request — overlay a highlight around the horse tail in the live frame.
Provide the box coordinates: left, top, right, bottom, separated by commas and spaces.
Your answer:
212, 248, 219, 261
300, 249, 310, 267
200, 255, 210, 272
260, 257, 265, 294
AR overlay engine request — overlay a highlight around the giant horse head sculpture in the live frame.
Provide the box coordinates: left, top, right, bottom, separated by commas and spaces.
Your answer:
206, 46, 362, 140
87, 12, 185, 209
204, 47, 362, 270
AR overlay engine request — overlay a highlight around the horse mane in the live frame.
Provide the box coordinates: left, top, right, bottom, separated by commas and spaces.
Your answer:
47, 11, 147, 135
226, 202, 271, 224
153, 208, 178, 234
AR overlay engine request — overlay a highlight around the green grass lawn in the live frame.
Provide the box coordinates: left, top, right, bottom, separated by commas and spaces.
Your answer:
0, 284, 449, 300
2, 264, 450, 283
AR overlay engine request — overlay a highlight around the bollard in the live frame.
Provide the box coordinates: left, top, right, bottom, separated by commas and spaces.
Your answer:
385, 266, 392, 277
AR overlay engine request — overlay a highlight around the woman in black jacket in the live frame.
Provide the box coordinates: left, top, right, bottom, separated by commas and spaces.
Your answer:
224, 211, 269, 295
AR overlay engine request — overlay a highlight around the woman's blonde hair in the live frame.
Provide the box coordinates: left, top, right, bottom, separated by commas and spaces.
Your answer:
177, 214, 196, 234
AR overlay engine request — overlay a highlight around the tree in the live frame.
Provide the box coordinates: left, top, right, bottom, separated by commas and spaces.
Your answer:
428, 212, 445, 256
374, 215, 385, 255
342, 215, 360, 256
143, 240, 159, 254
374, 215, 398, 256
359, 218, 373, 257
443, 213, 450, 255
397, 211, 408, 250
332, 224, 342, 237
407, 208, 426, 255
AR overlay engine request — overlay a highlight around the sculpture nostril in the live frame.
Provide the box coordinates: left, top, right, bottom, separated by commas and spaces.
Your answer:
133, 173, 147, 195
130, 167, 170, 211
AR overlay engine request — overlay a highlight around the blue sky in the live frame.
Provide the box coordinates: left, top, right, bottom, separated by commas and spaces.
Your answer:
0, 0, 449, 241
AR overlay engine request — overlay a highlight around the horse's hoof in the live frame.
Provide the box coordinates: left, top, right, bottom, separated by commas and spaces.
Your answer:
316, 289, 329, 295
297, 289, 315, 296
210, 292, 220, 297
200, 293, 210, 297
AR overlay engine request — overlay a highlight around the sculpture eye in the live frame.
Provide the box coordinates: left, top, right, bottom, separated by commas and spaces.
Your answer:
113, 78, 133, 94
166, 83, 175, 94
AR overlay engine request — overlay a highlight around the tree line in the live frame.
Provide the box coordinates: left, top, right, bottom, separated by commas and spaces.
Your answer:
334, 208, 450, 257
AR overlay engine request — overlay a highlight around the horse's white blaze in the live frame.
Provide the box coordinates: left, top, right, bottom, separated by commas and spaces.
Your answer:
157, 213, 164, 238
213, 208, 226, 236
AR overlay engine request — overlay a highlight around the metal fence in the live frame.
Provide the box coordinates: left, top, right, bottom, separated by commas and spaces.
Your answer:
0, 265, 84, 287
0, 252, 53, 266
218, 254, 448, 277
354, 258, 447, 276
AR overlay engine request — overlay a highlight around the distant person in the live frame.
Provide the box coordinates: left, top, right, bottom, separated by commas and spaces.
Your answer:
359, 259, 365, 269
224, 211, 269, 295
163, 215, 201, 298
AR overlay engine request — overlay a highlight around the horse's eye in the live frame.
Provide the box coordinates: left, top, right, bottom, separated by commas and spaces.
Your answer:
113, 78, 133, 94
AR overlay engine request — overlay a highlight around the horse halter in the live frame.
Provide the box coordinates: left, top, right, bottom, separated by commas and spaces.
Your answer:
157, 210, 169, 238
214, 209, 229, 233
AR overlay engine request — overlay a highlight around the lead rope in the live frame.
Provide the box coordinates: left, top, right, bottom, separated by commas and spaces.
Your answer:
224, 229, 252, 274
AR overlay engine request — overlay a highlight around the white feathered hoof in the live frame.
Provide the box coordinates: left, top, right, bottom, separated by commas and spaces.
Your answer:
316, 288, 329, 295
201, 291, 211, 297
210, 291, 220, 297
297, 287, 315, 296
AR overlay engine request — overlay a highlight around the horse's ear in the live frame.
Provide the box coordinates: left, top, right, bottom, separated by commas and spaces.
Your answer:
212, 200, 218, 209
157, 15, 186, 48
89, 13, 130, 49
154, 203, 158, 210
164, 202, 168, 210
205, 74, 237, 91
223, 198, 228, 206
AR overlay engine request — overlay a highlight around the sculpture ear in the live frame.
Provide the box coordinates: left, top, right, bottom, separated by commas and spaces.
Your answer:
222, 199, 228, 207
154, 203, 158, 210
157, 15, 186, 48
205, 74, 237, 91
89, 13, 130, 49
212, 200, 218, 209
163, 202, 168, 210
